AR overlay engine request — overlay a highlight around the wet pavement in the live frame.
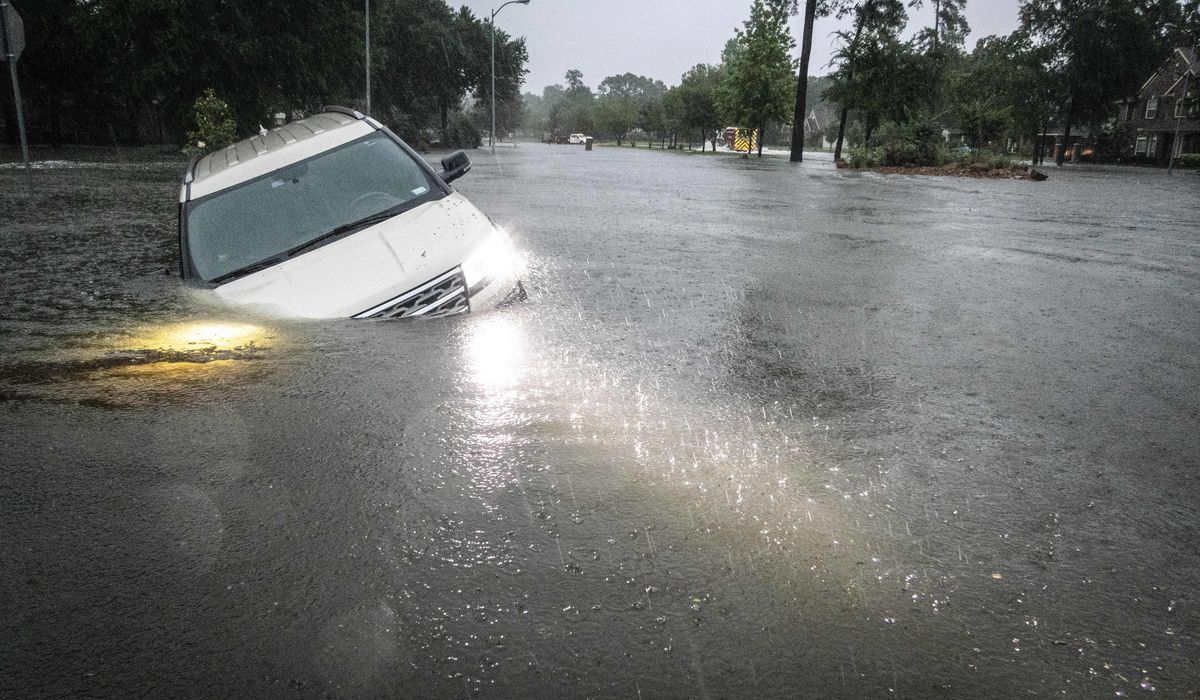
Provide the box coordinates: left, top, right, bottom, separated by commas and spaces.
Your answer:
2, 145, 1199, 697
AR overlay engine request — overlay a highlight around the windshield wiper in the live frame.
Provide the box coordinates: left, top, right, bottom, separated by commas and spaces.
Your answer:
210, 254, 288, 284
208, 208, 405, 284
285, 209, 401, 258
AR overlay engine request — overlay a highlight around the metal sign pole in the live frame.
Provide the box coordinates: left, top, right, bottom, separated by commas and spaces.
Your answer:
0, 0, 31, 190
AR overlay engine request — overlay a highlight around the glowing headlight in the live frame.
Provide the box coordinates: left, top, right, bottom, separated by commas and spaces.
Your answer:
462, 228, 521, 291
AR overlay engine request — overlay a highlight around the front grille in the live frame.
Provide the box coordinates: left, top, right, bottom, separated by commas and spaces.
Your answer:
353, 268, 470, 319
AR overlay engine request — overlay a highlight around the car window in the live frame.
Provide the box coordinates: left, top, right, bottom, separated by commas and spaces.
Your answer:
186, 132, 438, 282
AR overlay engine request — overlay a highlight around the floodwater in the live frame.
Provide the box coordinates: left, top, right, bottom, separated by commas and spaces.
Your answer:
2, 145, 1198, 698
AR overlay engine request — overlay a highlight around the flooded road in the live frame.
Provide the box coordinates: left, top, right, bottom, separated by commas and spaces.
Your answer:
2, 146, 1198, 697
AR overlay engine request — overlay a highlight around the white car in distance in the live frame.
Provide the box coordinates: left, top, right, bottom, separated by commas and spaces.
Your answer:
178, 107, 523, 319
568, 133, 588, 145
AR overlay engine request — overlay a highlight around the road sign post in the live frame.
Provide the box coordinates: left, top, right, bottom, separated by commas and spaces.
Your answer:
0, 0, 31, 188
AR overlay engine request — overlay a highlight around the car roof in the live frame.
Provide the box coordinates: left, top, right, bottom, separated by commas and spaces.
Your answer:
184, 109, 375, 200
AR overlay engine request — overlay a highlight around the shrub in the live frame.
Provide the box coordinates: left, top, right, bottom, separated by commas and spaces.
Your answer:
183, 88, 237, 156
876, 118, 941, 167
1176, 153, 1200, 169
847, 146, 881, 169
984, 152, 1016, 170
941, 149, 1018, 169
444, 112, 481, 149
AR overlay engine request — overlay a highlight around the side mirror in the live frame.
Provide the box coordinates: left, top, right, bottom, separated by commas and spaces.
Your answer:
438, 150, 471, 184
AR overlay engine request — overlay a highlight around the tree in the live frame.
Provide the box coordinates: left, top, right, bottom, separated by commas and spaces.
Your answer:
677, 63, 726, 151
911, 0, 970, 54
9, 0, 529, 148
825, 0, 910, 160
1021, 0, 1179, 165
548, 70, 595, 136
825, 29, 931, 145
639, 97, 667, 147
595, 73, 665, 145
183, 88, 237, 156
906, 0, 969, 117
947, 33, 1058, 154
720, 0, 798, 157
661, 87, 687, 148
788, 0, 851, 161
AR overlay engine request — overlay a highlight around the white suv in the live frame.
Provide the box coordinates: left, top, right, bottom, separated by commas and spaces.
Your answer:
178, 107, 523, 319
568, 133, 587, 145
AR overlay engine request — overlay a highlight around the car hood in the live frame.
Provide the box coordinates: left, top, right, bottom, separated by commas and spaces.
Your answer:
212, 192, 494, 319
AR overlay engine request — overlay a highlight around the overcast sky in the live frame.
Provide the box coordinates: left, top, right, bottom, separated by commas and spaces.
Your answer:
453, 0, 1023, 95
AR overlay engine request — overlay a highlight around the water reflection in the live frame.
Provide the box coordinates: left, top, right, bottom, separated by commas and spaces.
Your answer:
131, 321, 269, 354
0, 318, 278, 408
453, 313, 532, 508
465, 314, 527, 393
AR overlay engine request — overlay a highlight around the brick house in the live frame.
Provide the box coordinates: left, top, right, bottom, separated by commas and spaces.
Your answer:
1117, 47, 1198, 163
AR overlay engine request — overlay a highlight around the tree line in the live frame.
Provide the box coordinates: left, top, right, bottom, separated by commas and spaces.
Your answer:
523, 0, 1200, 164
3, 0, 1197, 161
523, 0, 805, 156
0, 0, 528, 148
817, 0, 1197, 166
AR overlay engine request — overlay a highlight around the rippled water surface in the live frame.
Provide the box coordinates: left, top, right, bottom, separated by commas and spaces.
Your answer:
2, 146, 1199, 697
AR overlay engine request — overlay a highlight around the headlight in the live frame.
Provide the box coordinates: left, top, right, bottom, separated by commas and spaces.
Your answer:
462, 228, 521, 291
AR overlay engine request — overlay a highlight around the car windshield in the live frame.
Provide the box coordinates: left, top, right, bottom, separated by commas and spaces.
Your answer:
186, 132, 438, 282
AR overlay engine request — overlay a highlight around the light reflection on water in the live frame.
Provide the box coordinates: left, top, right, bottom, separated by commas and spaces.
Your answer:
128, 320, 269, 353
465, 314, 526, 393
0, 317, 281, 407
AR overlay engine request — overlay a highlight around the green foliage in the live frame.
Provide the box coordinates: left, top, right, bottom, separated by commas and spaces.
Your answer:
909, 0, 969, 53
546, 70, 596, 136
677, 64, 726, 149
1020, 0, 1181, 159
875, 118, 940, 166
946, 34, 1057, 149
954, 102, 1012, 149
1176, 154, 1200, 169
719, 0, 797, 153
950, 150, 1018, 169
845, 142, 1018, 170
13, 0, 529, 147
444, 112, 482, 149
846, 145, 882, 168
594, 73, 666, 144
183, 89, 237, 157
825, 28, 932, 139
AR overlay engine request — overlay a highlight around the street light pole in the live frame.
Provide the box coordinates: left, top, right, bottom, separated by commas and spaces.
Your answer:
490, 0, 529, 154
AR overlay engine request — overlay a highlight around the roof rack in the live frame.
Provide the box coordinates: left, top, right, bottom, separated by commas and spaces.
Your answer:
320, 105, 365, 120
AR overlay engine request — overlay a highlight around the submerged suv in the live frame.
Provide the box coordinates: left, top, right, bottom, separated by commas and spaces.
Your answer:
178, 107, 522, 319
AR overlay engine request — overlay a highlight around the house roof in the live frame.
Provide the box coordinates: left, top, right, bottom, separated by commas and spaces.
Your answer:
1178, 46, 1198, 74
1165, 47, 1198, 95
1139, 47, 1198, 94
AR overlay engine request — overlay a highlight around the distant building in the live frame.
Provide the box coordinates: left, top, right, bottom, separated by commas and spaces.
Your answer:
1117, 47, 1198, 163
